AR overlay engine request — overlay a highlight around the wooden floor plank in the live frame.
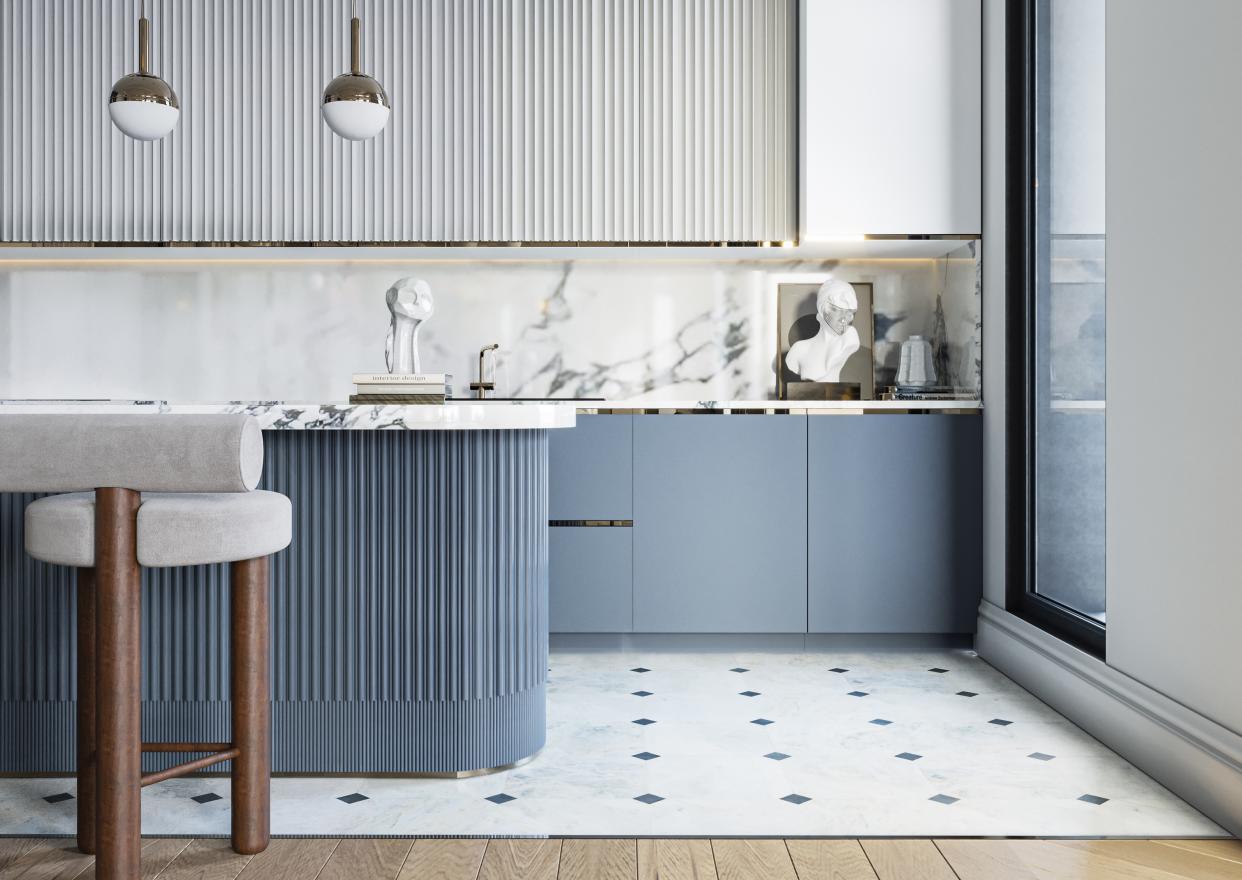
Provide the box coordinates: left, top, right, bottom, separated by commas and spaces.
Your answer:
0, 840, 45, 875
316, 840, 412, 880
75, 838, 193, 880
233, 839, 338, 880
859, 840, 956, 880
963, 840, 1197, 880
397, 839, 487, 880
476, 839, 560, 880
637, 839, 717, 880
153, 840, 254, 880
785, 840, 879, 880
711, 840, 797, 880
933, 840, 1040, 880
559, 839, 637, 880
1154, 839, 1242, 866
0, 838, 94, 880
1053, 840, 1242, 880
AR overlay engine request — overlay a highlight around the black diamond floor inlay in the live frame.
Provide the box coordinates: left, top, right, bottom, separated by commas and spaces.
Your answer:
337, 793, 369, 804
764, 752, 791, 761
485, 793, 517, 805
781, 793, 811, 805
930, 794, 960, 805
42, 793, 74, 804
928, 667, 950, 673
739, 690, 761, 697
1029, 752, 1055, 761
633, 751, 660, 761
631, 667, 651, 673
632, 718, 657, 726
829, 667, 849, 673
869, 718, 893, 726
632, 690, 653, 697
730, 667, 749, 673
750, 718, 774, 726
1078, 794, 1109, 805
848, 690, 869, 697
895, 752, 922, 761
956, 691, 978, 697
989, 718, 1013, 726
634, 793, 665, 805
191, 793, 222, 804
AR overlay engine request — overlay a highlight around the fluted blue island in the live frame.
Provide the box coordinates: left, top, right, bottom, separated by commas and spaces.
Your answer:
0, 402, 575, 776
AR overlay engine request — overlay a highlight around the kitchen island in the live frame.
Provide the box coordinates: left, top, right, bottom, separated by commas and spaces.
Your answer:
0, 403, 574, 776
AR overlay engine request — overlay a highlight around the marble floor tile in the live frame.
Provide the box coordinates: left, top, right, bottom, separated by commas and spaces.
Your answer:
0, 647, 1226, 838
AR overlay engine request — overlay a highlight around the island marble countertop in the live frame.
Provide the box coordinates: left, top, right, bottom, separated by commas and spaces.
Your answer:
0, 398, 979, 428
0, 400, 577, 430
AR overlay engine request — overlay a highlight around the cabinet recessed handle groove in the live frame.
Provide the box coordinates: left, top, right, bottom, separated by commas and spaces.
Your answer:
549, 520, 633, 528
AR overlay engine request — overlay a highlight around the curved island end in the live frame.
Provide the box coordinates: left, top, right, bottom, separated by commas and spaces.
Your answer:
0, 402, 576, 777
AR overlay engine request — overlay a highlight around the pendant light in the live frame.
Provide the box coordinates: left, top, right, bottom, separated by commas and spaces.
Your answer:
109, 0, 180, 141
322, 0, 390, 141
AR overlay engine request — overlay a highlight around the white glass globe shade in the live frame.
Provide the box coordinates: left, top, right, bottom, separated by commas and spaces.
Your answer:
321, 99, 390, 141
109, 100, 180, 141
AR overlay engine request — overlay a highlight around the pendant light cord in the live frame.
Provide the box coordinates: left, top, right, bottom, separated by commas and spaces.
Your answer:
350, 0, 361, 75
137, 0, 149, 74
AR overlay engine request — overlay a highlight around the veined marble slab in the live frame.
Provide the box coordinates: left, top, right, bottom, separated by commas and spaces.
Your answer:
0, 400, 575, 431
0, 398, 980, 427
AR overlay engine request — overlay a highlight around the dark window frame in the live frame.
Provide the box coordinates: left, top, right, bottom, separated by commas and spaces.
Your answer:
1005, 0, 1106, 658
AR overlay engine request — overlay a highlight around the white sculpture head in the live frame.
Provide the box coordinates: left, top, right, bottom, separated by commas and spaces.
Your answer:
386, 277, 435, 321
385, 278, 435, 374
816, 278, 858, 337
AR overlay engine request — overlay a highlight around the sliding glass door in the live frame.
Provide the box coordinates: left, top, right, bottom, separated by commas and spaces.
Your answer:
1008, 0, 1106, 654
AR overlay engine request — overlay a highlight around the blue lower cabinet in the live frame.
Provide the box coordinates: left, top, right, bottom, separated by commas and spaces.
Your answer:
633, 415, 809, 633
549, 527, 633, 632
808, 415, 982, 633
549, 414, 633, 520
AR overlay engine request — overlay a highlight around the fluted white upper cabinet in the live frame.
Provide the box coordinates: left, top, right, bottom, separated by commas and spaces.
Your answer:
800, 0, 982, 238
0, 0, 796, 244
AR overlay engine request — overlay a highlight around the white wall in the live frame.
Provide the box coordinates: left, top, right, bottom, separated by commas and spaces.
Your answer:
1105, 0, 1242, 735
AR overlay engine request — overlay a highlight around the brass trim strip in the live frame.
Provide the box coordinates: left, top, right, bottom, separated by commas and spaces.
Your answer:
574, 408, 980, 416
549, 519, 634, 528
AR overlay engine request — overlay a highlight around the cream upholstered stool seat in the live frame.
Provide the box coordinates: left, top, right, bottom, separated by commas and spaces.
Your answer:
0, 413, 289, 880
26, 490, 292, 568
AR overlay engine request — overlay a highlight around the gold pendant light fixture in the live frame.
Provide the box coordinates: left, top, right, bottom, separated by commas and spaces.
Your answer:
109, 0, 180, 141
322, 0, 391, 141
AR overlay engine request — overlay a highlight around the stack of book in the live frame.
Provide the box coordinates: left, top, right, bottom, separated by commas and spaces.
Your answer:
349, 373, 452, 405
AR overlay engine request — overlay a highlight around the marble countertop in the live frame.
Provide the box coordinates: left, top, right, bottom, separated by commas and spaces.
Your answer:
0, 400, 577, 430
0, 398, 979, 428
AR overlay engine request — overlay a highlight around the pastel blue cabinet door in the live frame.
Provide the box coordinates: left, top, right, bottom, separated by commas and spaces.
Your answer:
808, 415, 982, 633
633, 415, 808, 633
549, 415, 633, 519
549, 527, 633, 632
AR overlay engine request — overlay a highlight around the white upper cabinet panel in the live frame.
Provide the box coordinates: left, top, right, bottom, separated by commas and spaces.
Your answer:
801, 0, 982, 237
0, 0, 796, 244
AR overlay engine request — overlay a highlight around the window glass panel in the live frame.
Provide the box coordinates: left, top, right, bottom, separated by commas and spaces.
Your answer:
1033, 0, 1106, 623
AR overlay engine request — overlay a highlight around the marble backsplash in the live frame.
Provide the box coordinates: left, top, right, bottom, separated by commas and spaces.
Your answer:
0, 245, 980, 402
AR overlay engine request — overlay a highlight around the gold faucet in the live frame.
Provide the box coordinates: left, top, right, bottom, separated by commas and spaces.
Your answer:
470, 344, 500, 399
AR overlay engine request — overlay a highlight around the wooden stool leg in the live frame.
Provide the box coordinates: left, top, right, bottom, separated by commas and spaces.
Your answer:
94, 488, 142, 880
76, 567, 97, 855
230, 556, 270, 854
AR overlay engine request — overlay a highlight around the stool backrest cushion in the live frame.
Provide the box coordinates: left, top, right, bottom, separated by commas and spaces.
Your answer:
0, 414, 263, 493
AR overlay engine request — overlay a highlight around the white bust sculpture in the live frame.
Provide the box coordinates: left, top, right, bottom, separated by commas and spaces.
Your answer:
384, 277, 435, 374
785, 278, 860, 383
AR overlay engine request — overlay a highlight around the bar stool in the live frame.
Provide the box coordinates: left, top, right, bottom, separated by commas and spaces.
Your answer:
0, 414, 291, 880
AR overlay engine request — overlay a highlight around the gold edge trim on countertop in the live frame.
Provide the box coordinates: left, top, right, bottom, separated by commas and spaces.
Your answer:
574, 407, 981, 416
0, 234, 979, 249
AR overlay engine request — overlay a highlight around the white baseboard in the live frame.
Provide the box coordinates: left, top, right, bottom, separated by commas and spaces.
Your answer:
976, 600, 1242, 837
